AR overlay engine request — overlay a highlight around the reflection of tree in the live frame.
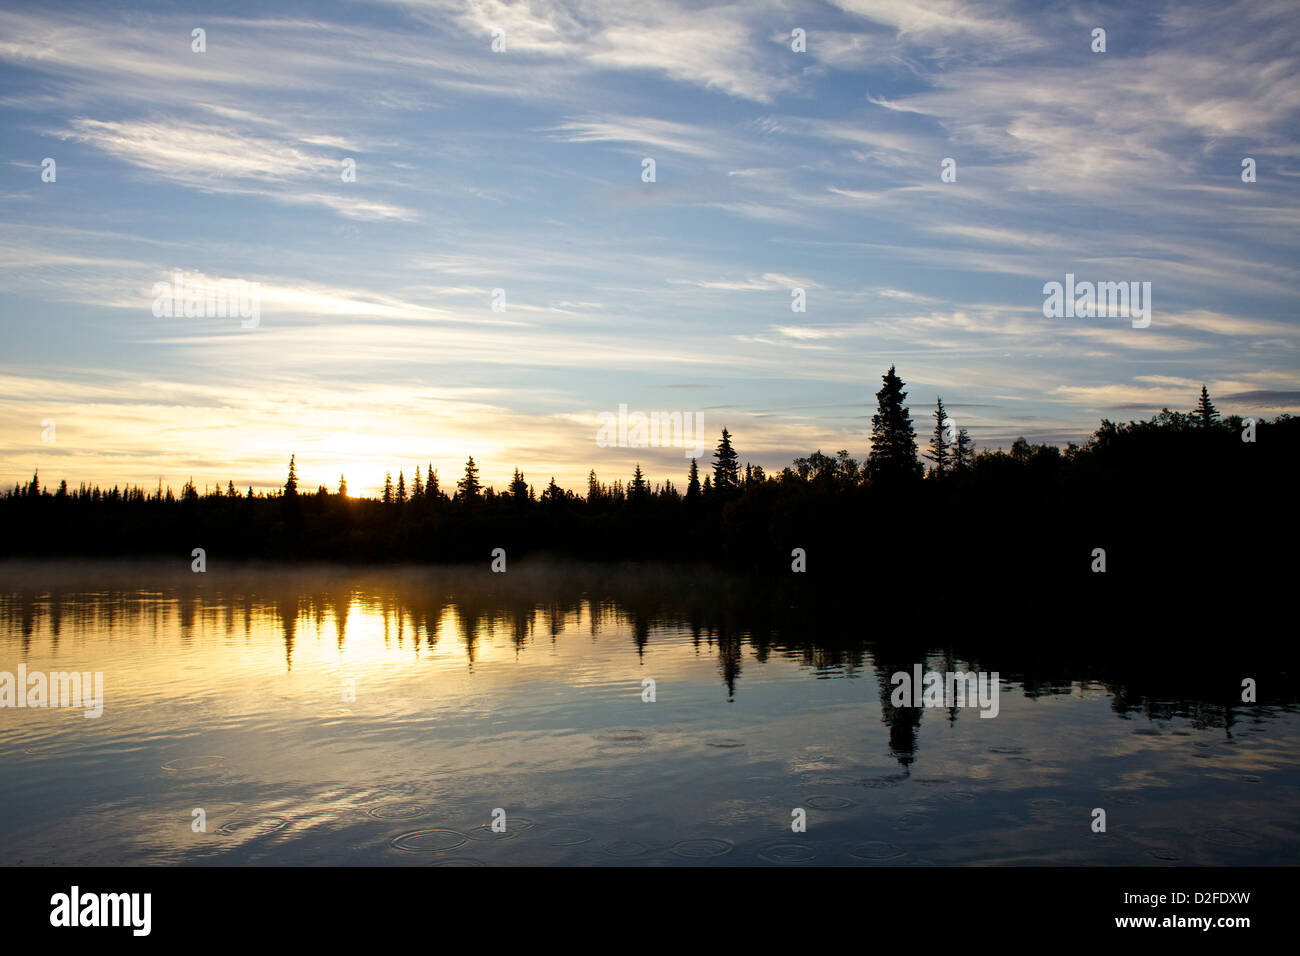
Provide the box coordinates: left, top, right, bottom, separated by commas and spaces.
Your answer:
0, 564, 1295, 761
716, 628, 743, 702
455, 604, 484, 666
872, 645, 927, 767
330, 592, 350, 650
632, 609, 650, 661
272, 594, 297, 671
178, 593, 198, 645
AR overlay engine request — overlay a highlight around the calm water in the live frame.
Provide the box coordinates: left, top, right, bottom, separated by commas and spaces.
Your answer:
1, 560, 1297, 866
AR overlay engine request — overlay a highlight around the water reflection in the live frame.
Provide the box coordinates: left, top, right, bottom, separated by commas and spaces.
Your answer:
1, 560, 1297, 866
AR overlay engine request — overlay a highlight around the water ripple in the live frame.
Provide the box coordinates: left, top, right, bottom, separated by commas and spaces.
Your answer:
390, 829, 468, 852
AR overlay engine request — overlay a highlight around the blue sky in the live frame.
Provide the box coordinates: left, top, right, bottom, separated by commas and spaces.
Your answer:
2, 0, 1298, 495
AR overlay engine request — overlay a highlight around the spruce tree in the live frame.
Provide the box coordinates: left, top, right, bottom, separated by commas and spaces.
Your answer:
686, 458, 701, 500
924, 397, 951, 475
630, 464, 649, 502
383, 473, 394, 504
284, 455, 298, 497
953, 428, 974, 472
510, 468, 528, 501
1194, 385, 1220, 428
712, 428, 740, 494
866, 365, 921, 483
396, 471, 407, 503
457, 456, 481, 501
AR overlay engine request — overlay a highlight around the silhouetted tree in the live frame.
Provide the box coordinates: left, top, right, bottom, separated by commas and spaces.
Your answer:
510, 468, 528, 502
382, 473, 394, 504
686, 458, 701, 500
712, 428, 740, 494
338, 474, 348, 497
457, 457, 481, 501
953, 427, 974, 472
396, 471, 407, 503
630, 464, 649, 502
924, 397, 951, 475
1195, 385, 1220, 428
866, 365, 921, 483
284, 456, 298, 497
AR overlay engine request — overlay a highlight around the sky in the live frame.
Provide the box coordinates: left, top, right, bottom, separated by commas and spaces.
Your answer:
1, 0, 1298, 496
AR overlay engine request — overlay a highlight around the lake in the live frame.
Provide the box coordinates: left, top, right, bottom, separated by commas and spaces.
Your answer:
2, 560, 1297, 866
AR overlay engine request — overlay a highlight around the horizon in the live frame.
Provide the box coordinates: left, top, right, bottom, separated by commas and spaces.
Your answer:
3, 0, 1298, 497
5, 378, 1262, 498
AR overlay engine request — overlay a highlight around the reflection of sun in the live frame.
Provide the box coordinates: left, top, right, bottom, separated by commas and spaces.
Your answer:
325, 603, 480, 666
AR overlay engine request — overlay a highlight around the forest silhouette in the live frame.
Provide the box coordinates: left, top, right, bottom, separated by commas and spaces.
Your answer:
3, 368, 1294, 586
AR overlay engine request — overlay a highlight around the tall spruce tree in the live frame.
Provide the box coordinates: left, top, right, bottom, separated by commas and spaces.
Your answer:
686, 457, 701, 500
712, 428, 740, 494
284, 455, 299, 497
1194, 385, 1220, 428
457, 456, 481, 501
924, 397, 951, 475
866, 365, 922, 483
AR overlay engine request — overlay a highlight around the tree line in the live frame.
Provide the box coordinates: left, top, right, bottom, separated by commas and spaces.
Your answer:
3, 368, 1293, 586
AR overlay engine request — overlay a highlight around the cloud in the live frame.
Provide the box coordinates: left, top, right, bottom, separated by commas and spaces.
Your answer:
547, 115, 729, 159
1217, 389, 1300, 407
390, 0, 799, 101
828, 0, 1044, 57
61, 117, 418, 220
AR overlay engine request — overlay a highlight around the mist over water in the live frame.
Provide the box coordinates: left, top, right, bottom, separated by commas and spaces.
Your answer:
2, 560, 1297, 866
